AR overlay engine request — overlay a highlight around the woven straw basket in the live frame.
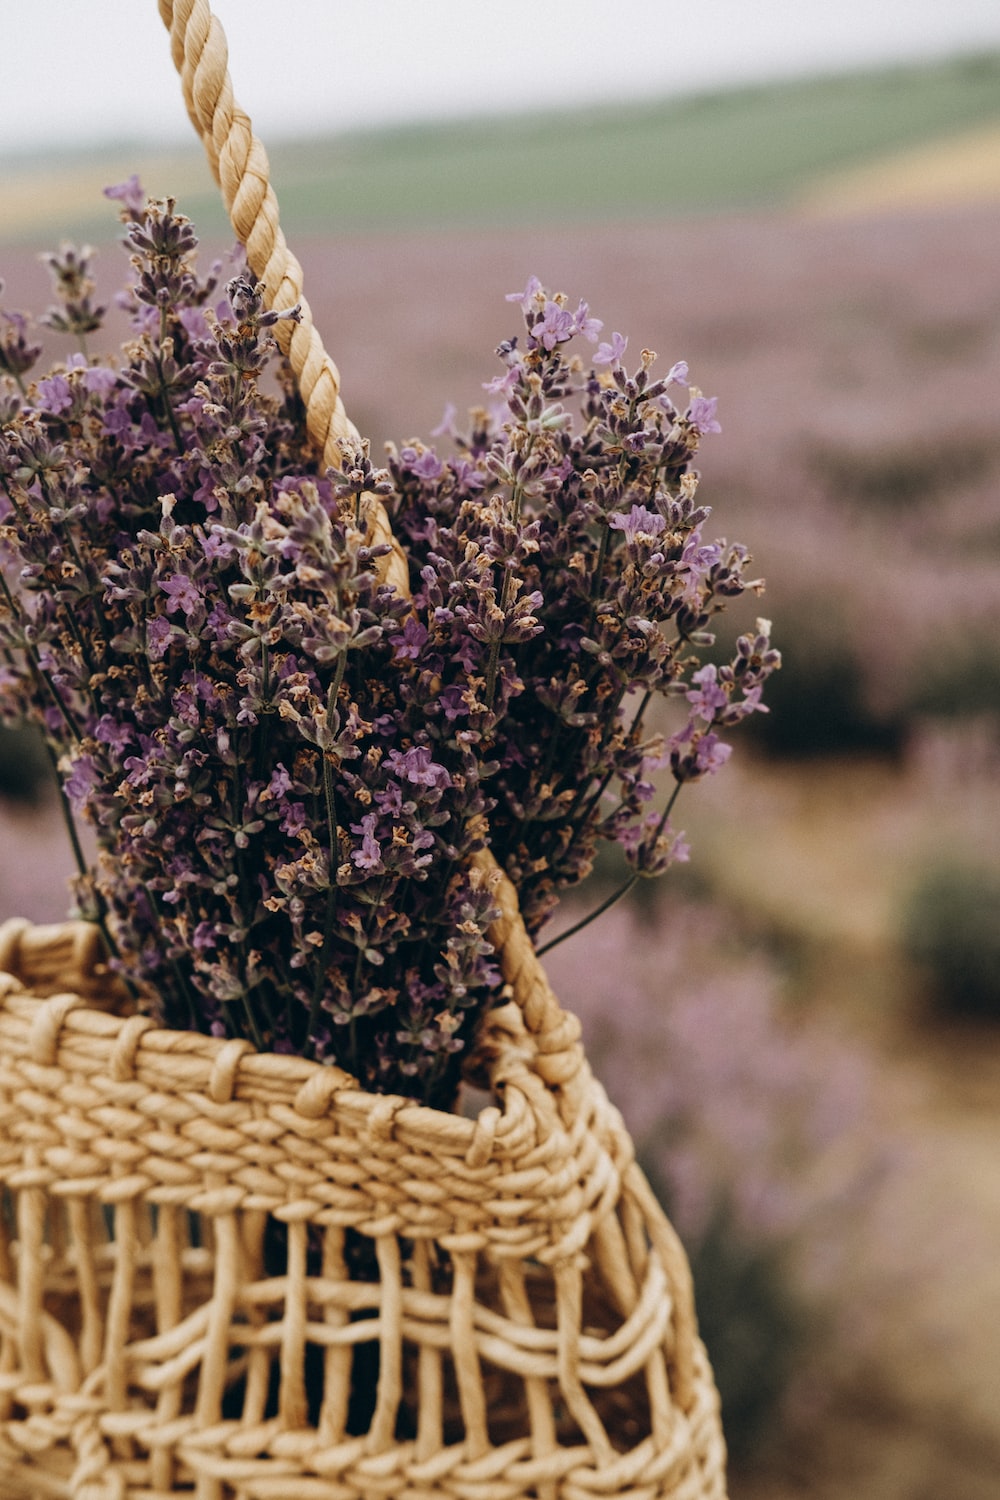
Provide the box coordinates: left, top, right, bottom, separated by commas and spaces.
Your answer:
0, 3, 728, 1496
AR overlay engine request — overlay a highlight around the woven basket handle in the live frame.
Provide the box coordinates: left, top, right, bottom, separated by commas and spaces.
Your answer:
157, 0, 409, 597
157, 0, 588, 1121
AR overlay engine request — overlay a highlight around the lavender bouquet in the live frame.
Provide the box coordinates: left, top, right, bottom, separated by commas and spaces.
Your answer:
0, 189, 778, 1105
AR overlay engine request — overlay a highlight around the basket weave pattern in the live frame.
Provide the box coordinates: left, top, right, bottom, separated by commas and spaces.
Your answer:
0, 3, 728, 1494
0, 915, 725, 1499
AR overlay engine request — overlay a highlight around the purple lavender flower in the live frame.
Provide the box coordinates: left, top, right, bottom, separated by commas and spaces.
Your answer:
668, 722, 733, 779
384, 745, 452, 788
505, 275, 543, 311
687, 664, 729, 720
159, 573, 202, 618
609, 504, 667, 543
104, 175, 146, 217
593, 331, 628, 367
534, 299, 577, 351
483, 365, 521, 397
350, 812, 383, 871
411, 448, 444, 480
1, 213, 778, 1103
0, 299, 42, 382
572, 300, 603, 343
391, 282, 778, 936
35, 375, 72, 414
430, 402, 459, 439
687, 392, 722, 435
61, 753, 99, 810
390, 616, 428, 661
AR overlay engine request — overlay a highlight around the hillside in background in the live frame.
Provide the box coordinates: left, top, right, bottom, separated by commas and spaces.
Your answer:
3, 48, 1000, 245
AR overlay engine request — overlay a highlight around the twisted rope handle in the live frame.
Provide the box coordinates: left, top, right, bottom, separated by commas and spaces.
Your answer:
156, 0, 592, 1123
157, 0, 409, 597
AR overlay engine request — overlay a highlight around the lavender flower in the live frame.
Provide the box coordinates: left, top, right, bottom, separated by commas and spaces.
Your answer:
0, 194, 778, 1103
593, 331, 628, 368
104, 174, 148, 220
39, 243, 105, 347
391, 285, 780, 931
0, 294, 42, 388
0, 198, 501, 1103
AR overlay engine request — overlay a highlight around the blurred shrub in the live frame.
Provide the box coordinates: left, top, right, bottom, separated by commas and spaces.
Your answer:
903, 316, 991, 363
744, 608, 904, 760
0, 724, 54, 804
544, 900, 889, 1456
905, 635, 1000, 721
809, 435, 996, 510
648, 1179, 804, 1459
901, 863, 1000, 1020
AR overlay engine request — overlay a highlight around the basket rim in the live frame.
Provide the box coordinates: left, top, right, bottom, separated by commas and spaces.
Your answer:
0, 917, 600, 1169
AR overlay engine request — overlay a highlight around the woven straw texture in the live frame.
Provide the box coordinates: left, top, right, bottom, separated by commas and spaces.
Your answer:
0, 3, 729, 1495
0, 911, 726, 1500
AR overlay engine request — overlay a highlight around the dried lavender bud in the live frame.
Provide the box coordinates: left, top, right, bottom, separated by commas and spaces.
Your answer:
40, 243, 105, 343
392, 283, 779, 934
1, 193, 778, 1103
1, 201, 518, 1102
0, 290, 42, 385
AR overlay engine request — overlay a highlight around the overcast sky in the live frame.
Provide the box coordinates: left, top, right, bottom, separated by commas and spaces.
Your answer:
3, 0, 1000, 157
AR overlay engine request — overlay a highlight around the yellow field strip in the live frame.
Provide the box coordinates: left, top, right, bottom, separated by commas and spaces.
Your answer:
798, 121, 1000, 217
1, 150, 207, 242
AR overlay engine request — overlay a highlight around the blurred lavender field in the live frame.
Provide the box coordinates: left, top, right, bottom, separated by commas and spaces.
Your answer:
3, 168, 1000, 1494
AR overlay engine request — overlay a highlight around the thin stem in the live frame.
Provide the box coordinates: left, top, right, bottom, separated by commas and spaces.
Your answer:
576, 688, 652, 832
225, 758, 268, 1050
254, 660, 274, 782
557, 618, 694, 847
351, 875, 387, 999
176, 975, 204, 1035
306, 664, 348, 1052
40, 741, 134, 986
52, 764, 88, 883
483, 612, 505, 713
0, 577, 82, 744
536, 779, 683, 957
142, 883, 202, 1031
408, 854, 455, 985
536, 874, 639, 957
589, 521, 611, 611
341, 868, 388, 1081
549, 685, 645, 853
237, 993, 266, 1052
349, 1014, 358, 1082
